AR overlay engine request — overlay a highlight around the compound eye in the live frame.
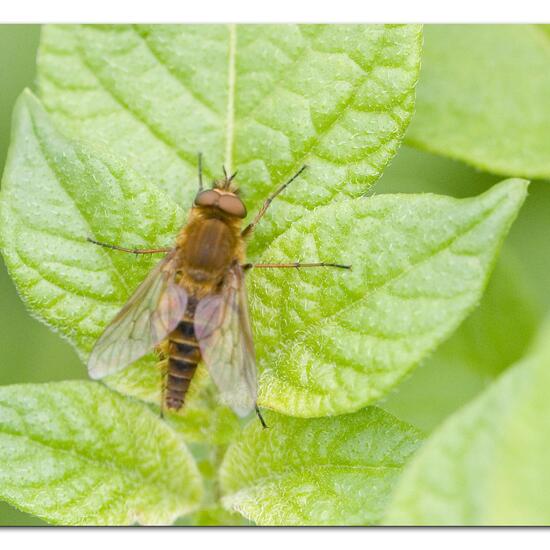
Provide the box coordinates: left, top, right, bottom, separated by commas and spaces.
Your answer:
218, 194, 247, 218
194, 189, 219, 207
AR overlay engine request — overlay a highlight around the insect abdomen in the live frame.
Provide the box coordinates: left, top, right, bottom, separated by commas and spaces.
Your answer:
165, 305, 201, 411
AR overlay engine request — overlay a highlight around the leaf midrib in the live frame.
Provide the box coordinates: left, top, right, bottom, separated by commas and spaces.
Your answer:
278, 194, 504, 346
258, 193, 507, 395
225, 462, 403, 496
225, 23, 236, 173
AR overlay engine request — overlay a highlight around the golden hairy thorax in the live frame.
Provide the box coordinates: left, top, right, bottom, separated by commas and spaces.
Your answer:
174, 206, 246, 298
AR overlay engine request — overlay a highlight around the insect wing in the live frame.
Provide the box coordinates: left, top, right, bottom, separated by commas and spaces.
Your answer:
88, 249, 187, 379
194, 264, 257, 416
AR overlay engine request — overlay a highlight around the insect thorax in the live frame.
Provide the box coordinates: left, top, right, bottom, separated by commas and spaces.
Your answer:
177, 210, 244, 292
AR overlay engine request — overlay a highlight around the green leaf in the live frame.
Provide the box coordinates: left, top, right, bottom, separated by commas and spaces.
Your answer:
176, 505, 248, 526
165, 366, 242, 445
0, 381, 203, 525
37, 24, 422, 258
219, 408, 422, 526
0, 90, 183, 403
385, 317, 550, 525
377, 145, 550, 313
0, 92, 528, 419
0, 90, 240, 445
376, 145, 541, 431
252, 178, 528, 416
382, 251, 539, 432
407, 25, 550, 179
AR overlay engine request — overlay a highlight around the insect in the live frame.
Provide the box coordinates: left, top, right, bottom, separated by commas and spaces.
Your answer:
87, 155, 350, 427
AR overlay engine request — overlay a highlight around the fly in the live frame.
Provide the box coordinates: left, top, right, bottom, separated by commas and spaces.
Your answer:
87, 155, 351, 427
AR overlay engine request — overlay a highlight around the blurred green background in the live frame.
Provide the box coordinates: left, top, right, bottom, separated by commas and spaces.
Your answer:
0, 25, 82, 386
1, 24, 549, 526
0, 24, 82, 526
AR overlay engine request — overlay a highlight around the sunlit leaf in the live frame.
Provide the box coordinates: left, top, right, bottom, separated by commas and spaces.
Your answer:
377, 145, 540, 431
252, 178, 528, 416
385, 319, 550, 525
0, 381, 202, 525
37, 24, 422, 258
220, 408, 422, 525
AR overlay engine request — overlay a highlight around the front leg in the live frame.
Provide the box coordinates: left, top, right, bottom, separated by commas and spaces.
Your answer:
242, 262, 351, 271
87, 237, 172, 255
241, 165, 308, 239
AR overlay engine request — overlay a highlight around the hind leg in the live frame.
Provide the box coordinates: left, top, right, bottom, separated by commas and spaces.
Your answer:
255, 405, 268, 429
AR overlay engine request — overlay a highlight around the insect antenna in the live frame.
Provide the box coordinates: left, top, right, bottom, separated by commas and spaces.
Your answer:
197, 152, 204, 192
220, 165, 238, 189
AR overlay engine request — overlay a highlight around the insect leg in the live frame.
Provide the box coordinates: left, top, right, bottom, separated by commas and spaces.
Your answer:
87, 238, 171, 255
241, 165, 308, 238
243, 262, 351, 270
255, 405, 268, 429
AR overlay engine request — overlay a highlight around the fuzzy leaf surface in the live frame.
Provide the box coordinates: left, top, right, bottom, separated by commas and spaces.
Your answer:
0, 96, 527, 417
385, 319, 550, 525
0, 94, 239, 446
377, 145, 540, 431
37, 24, 422, 258
220, 408, 422, 526
0, 90, 183, 403
251, 178, 528, 416
382, 249, 539, 432
0, 381, 202, 525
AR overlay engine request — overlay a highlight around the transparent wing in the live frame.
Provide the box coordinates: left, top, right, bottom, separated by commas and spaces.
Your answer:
194, 263, 257, 416
88, 249, 187, 379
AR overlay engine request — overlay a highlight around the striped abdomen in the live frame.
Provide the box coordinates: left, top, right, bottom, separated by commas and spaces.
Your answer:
165, 299, 201, 411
